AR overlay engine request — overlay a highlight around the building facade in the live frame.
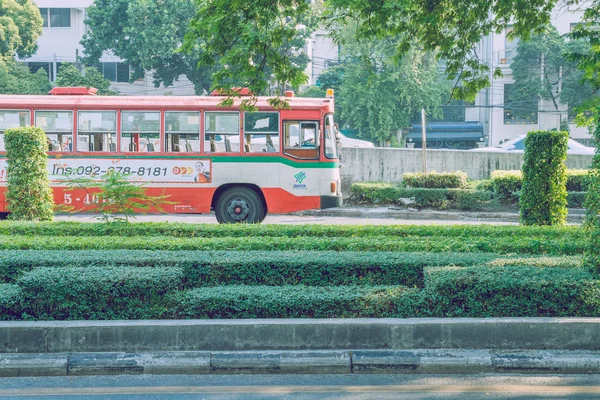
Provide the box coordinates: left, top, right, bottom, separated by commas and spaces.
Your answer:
23, 0, 195, 96
476, 2, 592, 146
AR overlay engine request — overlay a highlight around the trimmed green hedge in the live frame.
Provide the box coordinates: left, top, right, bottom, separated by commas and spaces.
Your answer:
350, 184, 493, 210
0, 251, 434, 288
0, 235, 586, 254
485, 256, 582, 268
4, 127, 54, 221
402, 171, 468, 189
19, 267, 183, 320
490, 170, 522, 199
424, 266, 598, 317
520, 131, 568, 225
567, 170, 591, 192
0, 222, 585, 239
489, 169, 589, 201
0, 284, 22, 320
166, 285, 419, 319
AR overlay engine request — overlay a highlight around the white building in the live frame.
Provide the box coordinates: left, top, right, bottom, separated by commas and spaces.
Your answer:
476, 2, 592, 146
24, 1, 337, 97
304, 29, 339, 86
24, 0, 195, 95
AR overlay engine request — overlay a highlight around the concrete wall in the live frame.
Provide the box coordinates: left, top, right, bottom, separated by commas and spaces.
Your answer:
339, 148, 594, 194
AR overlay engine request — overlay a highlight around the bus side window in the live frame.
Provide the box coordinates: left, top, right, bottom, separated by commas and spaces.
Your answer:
284, 121, 319, 159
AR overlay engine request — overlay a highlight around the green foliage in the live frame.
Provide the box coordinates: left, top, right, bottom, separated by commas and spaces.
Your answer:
81, 0, 215, 94
0, 250, 502, 285
567, 169, 591, 192
424, 266, 598, 317
568, 191, 587, 208
0, 221, 583, 239
334, 25, 448, 142
0, 234, 584, 254
0, 0, 42, 58
55, 64, 117, 95
65, 171, 175, 222
182, 0, 318, 98
520, 131, 568, 226
167, 285, 417, 319
585, 119, 600, 274
0, 284, 22, 320
472, 179, 494, 192
490, 170, 523, 200
403, 171, 468, 189
0, 58, 51, 94
350, 183, 493, 210
4, 127, 54, 221
183, 0, 564, 101
19, 267, 183, 320
511, 25, 593, 116
83, 0, 316, 96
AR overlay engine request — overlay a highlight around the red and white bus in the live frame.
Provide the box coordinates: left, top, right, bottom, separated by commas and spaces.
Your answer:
0, 88, 342, 223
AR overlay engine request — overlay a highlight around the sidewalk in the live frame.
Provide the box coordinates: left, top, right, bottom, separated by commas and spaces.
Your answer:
296, 206, 586, 224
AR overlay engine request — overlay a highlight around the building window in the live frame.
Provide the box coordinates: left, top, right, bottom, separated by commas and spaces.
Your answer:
503, 26, 519, 64
504, 84, 538, 124
98, 62, 130, 82
27, 62, 64, 82
39, 8, 71, 28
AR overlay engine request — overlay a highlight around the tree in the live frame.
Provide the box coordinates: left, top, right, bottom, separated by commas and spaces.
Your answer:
182, 0, 318, 101
0, 0, 42, 58
81, 0, 315, 97
183, 0, 571, 100
510, 26, 593, 126
55, 64, 117, 95
0, 58, 51, 94
322, 24, 447, 143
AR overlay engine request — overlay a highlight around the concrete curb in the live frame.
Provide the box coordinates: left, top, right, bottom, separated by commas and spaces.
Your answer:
2, 318, 600, 353
3, 350, 600, 376
2, 319, 600, 376
295, 207, 585, 223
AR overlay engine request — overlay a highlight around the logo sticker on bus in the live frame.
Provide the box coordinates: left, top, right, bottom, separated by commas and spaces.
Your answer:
293, 171, 307, 189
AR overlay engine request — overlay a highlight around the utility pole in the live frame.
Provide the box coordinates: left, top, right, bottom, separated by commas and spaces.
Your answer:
421, 108, 427, 173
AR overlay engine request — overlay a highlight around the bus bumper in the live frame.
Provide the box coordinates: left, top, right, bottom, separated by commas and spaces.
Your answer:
320, 195, 343, 209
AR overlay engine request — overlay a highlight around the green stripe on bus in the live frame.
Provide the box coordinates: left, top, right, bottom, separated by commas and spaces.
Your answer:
41, 155, 339, 169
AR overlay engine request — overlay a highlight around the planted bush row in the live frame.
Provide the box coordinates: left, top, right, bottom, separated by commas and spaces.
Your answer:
491, 169, 591, 198
350, 184, 494, 210
402, 171, 468, 189
4, 266, 599, 320
0, 251, 432, 288
167, 285, 417, 319
19, 267, 184, 320
0, 235, 586, 254
0, 221, 583, 239
423, 266, 598, 317
352, 182, 586, 209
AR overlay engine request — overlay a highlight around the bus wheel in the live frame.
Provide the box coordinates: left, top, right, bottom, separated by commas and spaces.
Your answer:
215, 187, 265, 224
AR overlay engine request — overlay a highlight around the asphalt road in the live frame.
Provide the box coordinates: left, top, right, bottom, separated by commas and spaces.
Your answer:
1, 374, 599, 399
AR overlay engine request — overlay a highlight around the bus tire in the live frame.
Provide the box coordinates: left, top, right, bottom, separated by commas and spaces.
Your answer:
215, 187, 265, 224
